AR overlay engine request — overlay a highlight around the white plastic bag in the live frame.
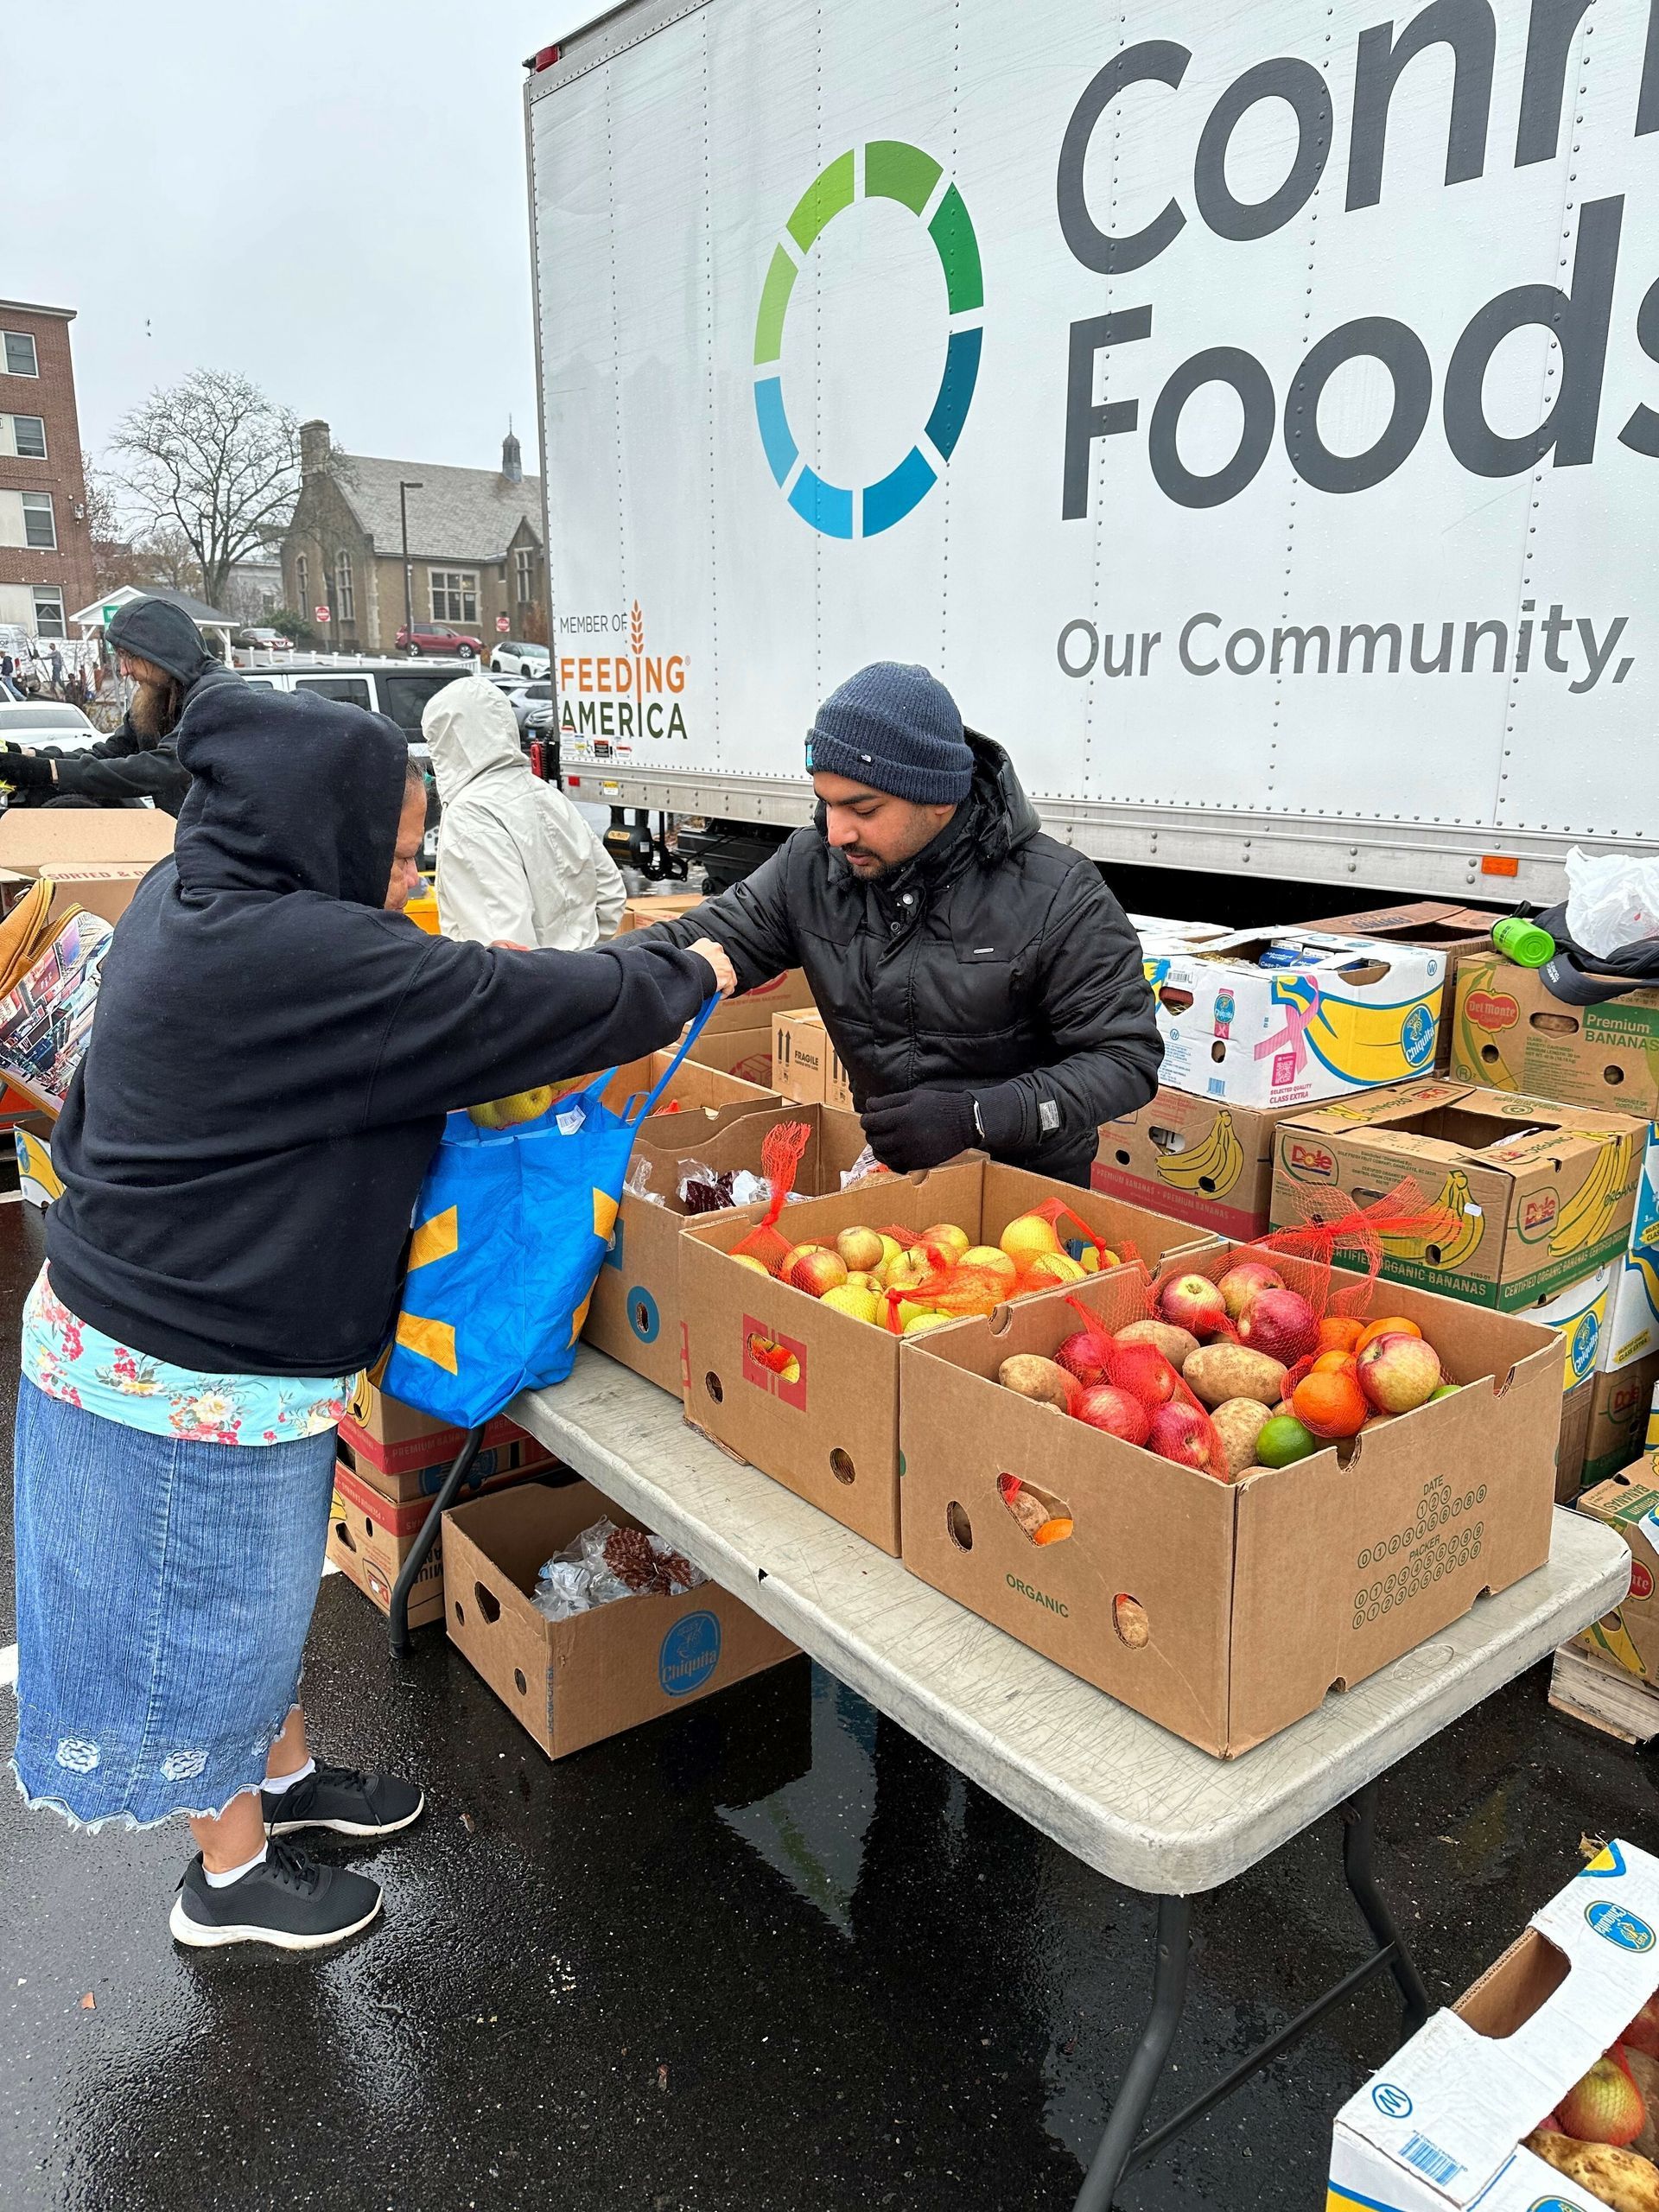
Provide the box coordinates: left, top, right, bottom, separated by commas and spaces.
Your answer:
1565, 848, 1659, 960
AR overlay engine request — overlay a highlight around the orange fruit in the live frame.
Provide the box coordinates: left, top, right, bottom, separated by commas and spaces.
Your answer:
1356, 1315, 1422, 1354
1292, 1369, 1369, 1440
1317, 1316, 1365, 1355
1312, 1351, 1357, 1376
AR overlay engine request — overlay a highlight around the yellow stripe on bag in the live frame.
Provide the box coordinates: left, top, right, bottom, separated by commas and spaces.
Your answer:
569, 1286, 595, 1347
395, 1311, 459, 1375
593, 1186, 619, 1243
408, 1205, 459, 1271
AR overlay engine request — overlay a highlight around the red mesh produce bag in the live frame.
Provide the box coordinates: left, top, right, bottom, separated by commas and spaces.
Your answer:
1060, 1297, 1230, 1482
728, 1121, 813, 1276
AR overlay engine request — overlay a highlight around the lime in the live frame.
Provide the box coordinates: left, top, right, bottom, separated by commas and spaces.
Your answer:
1255, 1414, 1319, 1467
1429, 1382, 1459, 1400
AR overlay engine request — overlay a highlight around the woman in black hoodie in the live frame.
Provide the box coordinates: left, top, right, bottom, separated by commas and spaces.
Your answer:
10, 680, 730, 1950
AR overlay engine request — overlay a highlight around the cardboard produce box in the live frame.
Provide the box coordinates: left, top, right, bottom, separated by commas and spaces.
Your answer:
0, 806, 175, 929
1328, 1840, 1659, 2212
680, 1158, 1217, 1555
1452, 949, 1659, 1119
685, 1025, 775, 1087
771, 1010, 854, 1111
335, 1427, 558, 1509
1092, 1087, 1307, 1243
341, 1376, 534, 1479
1576, 1470, 1659, 1680
618, 892, 706, 933
594, 1046, 775, 1122
326, 1456, 547, 1628
1557, 1375, 1595, 1503
1583, 1355, 1659, 1487
586, 1099, 869, 1394
1300, 900, 1503, 1071
901, 1251, 1561, 1756
1270, 1078, 1645, 1311
1605, 1124, 1659, 1370
1126, 912, 1230, 946
442, 1478, 798, 1758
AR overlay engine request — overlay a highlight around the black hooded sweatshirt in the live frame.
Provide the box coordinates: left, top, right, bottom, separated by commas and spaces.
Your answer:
31, 598, 234, 814
46, 680, 713, 1376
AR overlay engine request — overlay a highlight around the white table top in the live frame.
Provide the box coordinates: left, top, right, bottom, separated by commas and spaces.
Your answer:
514, 1351, 1630, 1896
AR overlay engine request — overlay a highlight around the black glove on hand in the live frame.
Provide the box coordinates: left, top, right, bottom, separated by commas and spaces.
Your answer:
0, 751, 51, 787
861, 1088, 977, 1173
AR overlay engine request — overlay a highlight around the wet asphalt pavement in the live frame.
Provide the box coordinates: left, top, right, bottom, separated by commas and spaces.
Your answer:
3, 1192, 1657, 2212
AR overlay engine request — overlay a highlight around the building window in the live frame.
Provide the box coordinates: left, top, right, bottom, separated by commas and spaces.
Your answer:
430, 570, 477, 624
0, 414, 46, 459
2, 332, 39, 378
32, 587, 64, 639
22, 493, 55, 550
296, 552, 308, 610
514, 547, 536, 607
334, 550, 355, 622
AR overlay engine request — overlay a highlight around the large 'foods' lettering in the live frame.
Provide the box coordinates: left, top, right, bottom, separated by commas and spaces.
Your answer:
1058, 2, 1659, 515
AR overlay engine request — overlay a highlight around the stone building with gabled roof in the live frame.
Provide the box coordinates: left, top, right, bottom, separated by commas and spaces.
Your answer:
281, 420, 546, 653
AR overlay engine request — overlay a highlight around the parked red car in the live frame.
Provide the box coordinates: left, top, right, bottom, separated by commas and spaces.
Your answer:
397, 621, 480, 658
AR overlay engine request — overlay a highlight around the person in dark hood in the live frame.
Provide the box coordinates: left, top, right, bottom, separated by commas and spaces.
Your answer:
10, 678, 733, 1951
0, 598, 231, 814
639, 661, 1162, 1186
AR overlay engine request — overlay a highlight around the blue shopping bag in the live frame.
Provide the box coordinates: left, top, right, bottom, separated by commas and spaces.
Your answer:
380, 1003, 717, 1426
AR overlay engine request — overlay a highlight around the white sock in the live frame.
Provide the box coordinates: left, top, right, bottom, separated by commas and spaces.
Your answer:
204, 1844, 269, 1889
263, 1757, 315, 1796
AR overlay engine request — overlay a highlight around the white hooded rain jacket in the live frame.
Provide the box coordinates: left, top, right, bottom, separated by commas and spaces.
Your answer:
423, 677, 626, 950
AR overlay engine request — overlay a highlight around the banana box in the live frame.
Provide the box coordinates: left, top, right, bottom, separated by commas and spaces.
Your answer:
1146, 931, 1445, 1109
1271, 1079, 1645, 1312
1094, 1086, 1306, 1243
1329, 1840, 1659, 2212
1452, 952, 1659, 1121
1516, 1265, 1617, 1395
1575, 1470, 1659, 1681
1582, 1355, 1659, 1486
1300, 902, 1503, 1072
1604, 1126, 1659, 1370
1127, 913, 1230, 947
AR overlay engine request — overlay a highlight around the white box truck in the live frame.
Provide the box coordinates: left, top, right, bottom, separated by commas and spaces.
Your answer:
524, 0, 1659, 904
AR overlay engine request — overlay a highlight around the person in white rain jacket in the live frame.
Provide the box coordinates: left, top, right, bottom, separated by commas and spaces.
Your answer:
423, 676, 627, 950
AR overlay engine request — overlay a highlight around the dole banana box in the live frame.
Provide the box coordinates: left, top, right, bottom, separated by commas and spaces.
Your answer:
1147, 930, 1445, 1109
1096, 1087, 1346, 1244
1452, 950, 1659, 1120
1575, 1467, 1659, 1681
1604, 1125, 1659, 1370
678, 1159, 1216, 1555
1270, 1078, 1645, 1312
901, 1247, 1560, 1757
1328, 1840, 1659, 2212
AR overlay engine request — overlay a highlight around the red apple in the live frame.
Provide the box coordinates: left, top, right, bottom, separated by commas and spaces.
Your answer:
1217, 1260, 1284, 1321
1147, 1401, 1223, 1477
1054, 1328, 1113, 1389
1238, 1287, 1318, 1365
1357, 1332, 1443, 1414
1624, 1994, 1659, 2061
1075, 1385, 1151, 1446
1158, 1272, 1229, 1338
1110, 1341, 1180, 1410
784, 1247, 849, 1298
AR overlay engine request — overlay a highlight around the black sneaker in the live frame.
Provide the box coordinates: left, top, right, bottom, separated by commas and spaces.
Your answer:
262, 1762, 425, 1840
169, 1841, 382, 1952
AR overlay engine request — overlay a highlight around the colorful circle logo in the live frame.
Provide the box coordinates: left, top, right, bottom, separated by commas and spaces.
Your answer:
1586, 1898, 1656, 1951
753, 141, 983, 538
1402, 1003, 1435, 1067
659, 1611, 721, 1698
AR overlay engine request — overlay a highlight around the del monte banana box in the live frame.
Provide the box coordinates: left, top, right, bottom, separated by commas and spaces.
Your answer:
1093, 1087, 1306, 1243
1146, 930, 1445, 1109
1452, 950, 1659, 1120
1270, 1078, 1644, 1312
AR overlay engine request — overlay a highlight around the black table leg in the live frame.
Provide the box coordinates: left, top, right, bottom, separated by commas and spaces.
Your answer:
1071, 1895, 1192, 2212
1343, 1778, 1432, 2036
388, 1425, 485, 1656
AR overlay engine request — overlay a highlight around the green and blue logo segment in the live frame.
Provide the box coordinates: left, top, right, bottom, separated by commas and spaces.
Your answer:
753, 141, 983, 537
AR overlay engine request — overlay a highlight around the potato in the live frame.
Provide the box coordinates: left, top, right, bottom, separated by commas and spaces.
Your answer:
1182, 1344, 1287, 1408
998, 1355, 1077, 1414
1209, 1397, 1272, 1478
1116, 1318, 1199, 1370
1525, 2132, 1659, 2212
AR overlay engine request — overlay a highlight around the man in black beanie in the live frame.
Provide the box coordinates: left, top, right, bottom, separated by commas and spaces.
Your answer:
0, 599, 235, 815
639, 660, 1161, 1186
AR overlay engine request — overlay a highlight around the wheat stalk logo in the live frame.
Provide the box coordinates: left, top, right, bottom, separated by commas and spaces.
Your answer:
629, 601, 644, 654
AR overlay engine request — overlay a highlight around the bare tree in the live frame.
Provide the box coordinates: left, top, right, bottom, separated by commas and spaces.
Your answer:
109, 370, 303, 608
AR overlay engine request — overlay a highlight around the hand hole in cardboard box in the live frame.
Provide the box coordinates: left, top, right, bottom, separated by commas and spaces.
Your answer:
829, 1447, 855, 1486
513, 1667, 527, 1695
1114, 1594, 1149, 1648
1458, 1927, 1572, 2038
454, 1601, 466, 1626
1157, 986, 1194, 1016
1210, 1040, 1227, 1064
946, 1500, 973, 1551
1148, 1125, 1185, 1155
705, 1370, 725, 1404
1335, 959, 1390, 987
332, 1519, 356, 1553
1529, 1011, 1581, 1037
1115, 1147, 1134, 1166
474, 1580, 502, 1625
998, 1475, 1073, 1545
1605, 1065, 1628, 1086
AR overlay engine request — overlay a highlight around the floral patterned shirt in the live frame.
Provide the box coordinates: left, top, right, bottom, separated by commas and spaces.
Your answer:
22, 1269, 353, 1446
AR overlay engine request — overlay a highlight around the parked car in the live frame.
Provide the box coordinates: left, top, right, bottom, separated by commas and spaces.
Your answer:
397, 621, 480, 658
232, 626, 293, 665
490, 638, 550, 678
508, 679, 556, 740
0, 700, 100, 751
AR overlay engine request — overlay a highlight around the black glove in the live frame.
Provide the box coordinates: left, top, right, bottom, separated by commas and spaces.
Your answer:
0, 751, 51, 787
861, 1088, 978, 1173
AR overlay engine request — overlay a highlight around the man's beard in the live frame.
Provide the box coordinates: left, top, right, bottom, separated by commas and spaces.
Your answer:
130, 677, 181, 739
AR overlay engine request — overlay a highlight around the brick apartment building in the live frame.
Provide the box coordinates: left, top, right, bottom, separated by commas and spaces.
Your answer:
0, 300, 94, 641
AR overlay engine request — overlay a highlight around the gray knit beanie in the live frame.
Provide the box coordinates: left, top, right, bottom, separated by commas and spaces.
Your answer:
805, 662, 973, 804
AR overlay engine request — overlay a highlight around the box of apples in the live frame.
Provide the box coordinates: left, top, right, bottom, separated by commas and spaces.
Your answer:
678, 1156, 1217, 1555
899, 1243, 1563, 1755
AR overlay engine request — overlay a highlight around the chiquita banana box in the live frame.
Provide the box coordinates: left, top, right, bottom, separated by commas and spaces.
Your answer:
1145, 931, 1445, 1109
1605, 1126, 1659, 1371
1329, 1840, 1659, 2212
1270, 1079, 1646, 1312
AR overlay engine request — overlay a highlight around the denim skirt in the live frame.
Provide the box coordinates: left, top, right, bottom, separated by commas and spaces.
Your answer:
10, 1380, 336, 1829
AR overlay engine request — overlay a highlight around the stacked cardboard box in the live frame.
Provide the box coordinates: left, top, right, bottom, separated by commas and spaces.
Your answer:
684, 969, 814, 1084
0, 807, 175, 930
1300, 900, 1502, 1071
1093, 1089, 1309, 1245
771, 1010, 853, 1111
617, 892, 706, 933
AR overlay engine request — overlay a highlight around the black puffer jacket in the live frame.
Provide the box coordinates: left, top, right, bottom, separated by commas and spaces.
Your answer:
29, 599, 232, 814
646, 734, 1163, 1183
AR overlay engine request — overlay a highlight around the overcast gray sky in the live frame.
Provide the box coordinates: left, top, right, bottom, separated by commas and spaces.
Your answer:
3, 0, 595, 473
